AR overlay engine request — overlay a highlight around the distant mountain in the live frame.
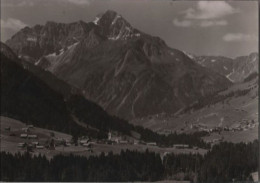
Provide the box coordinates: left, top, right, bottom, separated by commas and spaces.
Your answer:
5, 10, 231, 120
190, 53, 258, 83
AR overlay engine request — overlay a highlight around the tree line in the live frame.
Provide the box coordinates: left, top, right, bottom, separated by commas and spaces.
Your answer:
1, 140, 258, 182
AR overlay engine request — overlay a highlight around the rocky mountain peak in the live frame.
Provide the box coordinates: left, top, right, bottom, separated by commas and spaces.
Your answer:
94, 10, 120, 25
101, 10, 118, 21
93, 10, 140, 41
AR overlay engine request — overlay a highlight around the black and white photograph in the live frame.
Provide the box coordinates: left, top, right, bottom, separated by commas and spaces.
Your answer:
0, 0, 259, 182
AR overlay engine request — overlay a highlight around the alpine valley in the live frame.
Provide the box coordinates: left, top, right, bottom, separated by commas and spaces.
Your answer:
1, 8, 259, 183
4, 10, 258, 139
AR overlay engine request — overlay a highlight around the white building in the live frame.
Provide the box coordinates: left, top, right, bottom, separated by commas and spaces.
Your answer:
20, 134, 28, 138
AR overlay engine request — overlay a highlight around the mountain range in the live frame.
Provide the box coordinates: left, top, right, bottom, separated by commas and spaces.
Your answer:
184, 52, 258, 83
5, 10, 236, 120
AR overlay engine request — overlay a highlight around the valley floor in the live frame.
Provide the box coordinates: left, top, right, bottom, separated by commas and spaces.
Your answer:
131, 79, 258, 144
0, 116, 207, 160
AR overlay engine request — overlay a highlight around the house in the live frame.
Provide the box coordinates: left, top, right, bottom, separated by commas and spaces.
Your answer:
65, 142, 72, 146
108, 132, 112, 140
32, 142, 39, 145
82, 143, 94, 148
134, 140, 140, 145
20, 134, 28, 138
17, 143, 26, 148
27, 125, 34, 128
173, 144, 189, 149
36, 145, 44, 149
147, 142, 157, 146
107, 131, 123, 143
82, 143, 89, 147
79, 139, 89, 145
28, 134, 37, 139
22, 127, 29, 132
119, 140, 128, 144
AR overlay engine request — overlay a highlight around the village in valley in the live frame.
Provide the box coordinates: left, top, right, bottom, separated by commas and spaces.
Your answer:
0, 116, 207, 159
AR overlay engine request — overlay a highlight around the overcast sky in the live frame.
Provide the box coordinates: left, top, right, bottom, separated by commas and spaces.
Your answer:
1, 0, 258, 58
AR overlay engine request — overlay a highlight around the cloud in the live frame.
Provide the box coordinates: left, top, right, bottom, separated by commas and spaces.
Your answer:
184, 1, 239, 20
200, 20, 228, 27
173, 19, 228, 28
173, 1, 237, 28
173, 18, 192, 27
223, 33, 257, 42
1, 18, 28, 31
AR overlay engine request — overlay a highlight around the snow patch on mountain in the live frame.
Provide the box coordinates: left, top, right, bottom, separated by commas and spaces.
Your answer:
183, 51, 195, 60
112, 15, 121, 25
46, 52, 57, 58
27, 37, 37, 42
226, 69, 234, 82
93, 17, 100, 25
108, 35, 120, 40
68, 42, 79, 49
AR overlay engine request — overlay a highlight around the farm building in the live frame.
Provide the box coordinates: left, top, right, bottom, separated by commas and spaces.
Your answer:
82, 142, 95, 147
118, 140, 128, 144
20, 134, 28, 138
36, 145, 44, 149
133, 140, 140, 145
17, 143, 26, 148
28, 135, 37, 139
79, 139, 89, 145
22, 127, 30, 133
107, 131, 123, 143
147, 142, 157, 146
173, 144, 189, 149
65, 142, 72, 146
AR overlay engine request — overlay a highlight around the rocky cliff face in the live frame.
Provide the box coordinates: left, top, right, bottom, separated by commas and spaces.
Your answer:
5, 10, 232, 119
